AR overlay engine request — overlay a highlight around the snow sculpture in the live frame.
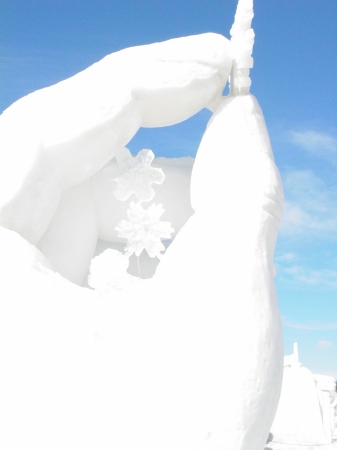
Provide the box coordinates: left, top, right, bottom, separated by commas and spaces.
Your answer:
113, 147, 165, 203
113, 145, 173, 261
91, 156, 193, 245
115, 201, 174, 258
0, 0, 284, 449
0, 31, 232, 245
268, 343, 337, 450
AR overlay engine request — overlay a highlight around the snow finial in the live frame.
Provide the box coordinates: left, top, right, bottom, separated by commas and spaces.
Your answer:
229, 0, 254, 96
284, 342, 302, 368
293, 342, 299, 366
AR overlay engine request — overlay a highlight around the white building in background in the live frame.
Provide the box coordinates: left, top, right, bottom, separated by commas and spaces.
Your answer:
267, 343, 337, 450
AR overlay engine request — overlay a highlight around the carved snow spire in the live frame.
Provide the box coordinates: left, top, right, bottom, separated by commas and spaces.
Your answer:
293, 342, 300, 366
229, 0, 254, 96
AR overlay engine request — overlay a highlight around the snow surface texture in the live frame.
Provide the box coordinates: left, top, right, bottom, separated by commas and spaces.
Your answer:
266, 344, 337, 450
0, 1, 285, 449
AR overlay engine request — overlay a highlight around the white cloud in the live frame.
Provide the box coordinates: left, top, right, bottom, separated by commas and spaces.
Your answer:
279, 264, 337, 287
316, 340, 334, 349
279, 170, 337, 237
282, 318, 337, 331
281, 202, 337, 234
289, 130, 337, 160
276, 252, 297, 263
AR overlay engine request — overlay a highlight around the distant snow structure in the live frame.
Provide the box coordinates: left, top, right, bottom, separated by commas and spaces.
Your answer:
230, 0, 254, 95
268, 343, 337, 450
284, 341, 300, 368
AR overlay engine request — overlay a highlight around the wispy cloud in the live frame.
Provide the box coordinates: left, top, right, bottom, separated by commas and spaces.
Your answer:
279, 170, 337, 237
282, 318, 337, 331
276, 252, 298, 263
290, 130, 337, 156
278, 264, 337, 287
316, 340, 334, 349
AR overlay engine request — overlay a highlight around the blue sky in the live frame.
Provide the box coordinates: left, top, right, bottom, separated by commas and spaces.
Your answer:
1, 0, 337, 378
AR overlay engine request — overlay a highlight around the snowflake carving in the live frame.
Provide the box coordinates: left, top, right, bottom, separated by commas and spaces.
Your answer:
115, 201, 174, 258
113, 147, 165, 203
